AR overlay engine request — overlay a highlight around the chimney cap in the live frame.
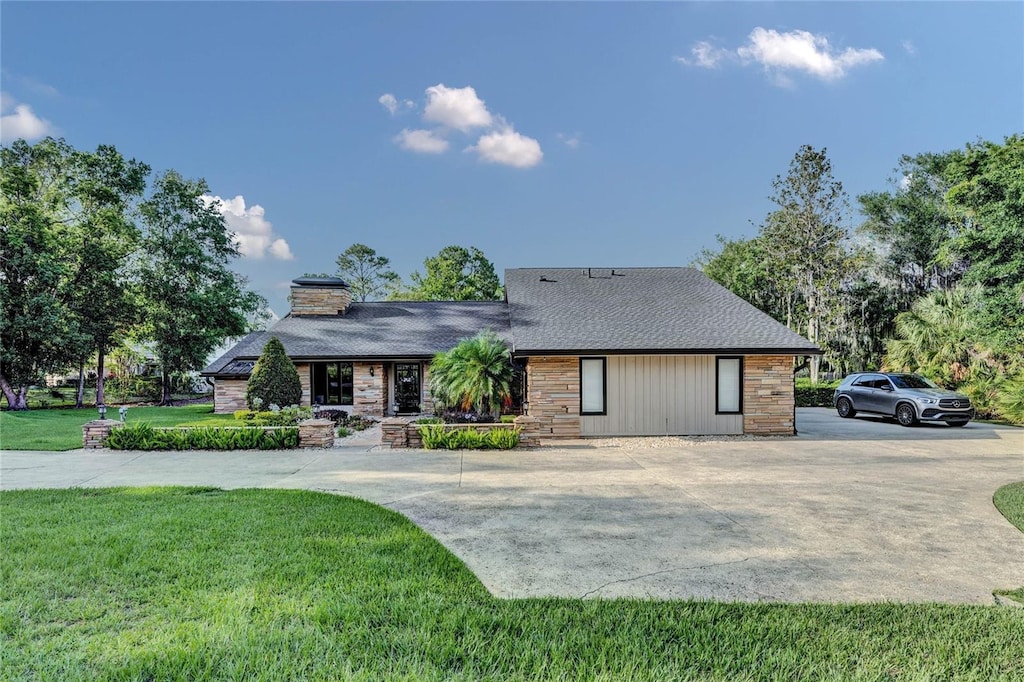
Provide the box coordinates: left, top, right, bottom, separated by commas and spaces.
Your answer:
291, 276, 349, 288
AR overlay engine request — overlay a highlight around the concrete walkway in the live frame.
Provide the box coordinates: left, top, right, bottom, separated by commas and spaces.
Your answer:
3, 409, 1022, 604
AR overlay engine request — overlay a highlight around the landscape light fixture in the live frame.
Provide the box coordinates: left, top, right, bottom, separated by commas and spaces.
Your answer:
97, 404, 107, 420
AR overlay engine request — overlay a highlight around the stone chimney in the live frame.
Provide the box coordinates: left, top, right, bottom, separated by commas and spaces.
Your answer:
289, 277, 353, 316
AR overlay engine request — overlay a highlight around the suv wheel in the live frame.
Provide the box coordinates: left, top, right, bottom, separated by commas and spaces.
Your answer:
836, 397, 856, 418
896, 403, 918, 427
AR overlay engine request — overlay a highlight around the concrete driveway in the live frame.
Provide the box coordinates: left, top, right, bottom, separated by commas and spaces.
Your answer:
2, 408, 1022, 604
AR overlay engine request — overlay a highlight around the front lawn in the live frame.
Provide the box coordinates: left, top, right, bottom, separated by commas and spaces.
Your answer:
2, 488, 1022, 681
993, 481, 1024, 603
0, 405, 225, 451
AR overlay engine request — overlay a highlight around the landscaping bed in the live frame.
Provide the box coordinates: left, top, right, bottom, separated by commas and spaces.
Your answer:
1, 488, 1022, 681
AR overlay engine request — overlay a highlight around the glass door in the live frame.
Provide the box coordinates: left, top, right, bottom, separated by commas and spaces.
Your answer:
394, 363, 421, 414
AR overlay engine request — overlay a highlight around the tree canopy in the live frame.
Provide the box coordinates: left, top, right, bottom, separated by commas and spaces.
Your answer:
335, 243, 399, 301
406, 246, 502, 301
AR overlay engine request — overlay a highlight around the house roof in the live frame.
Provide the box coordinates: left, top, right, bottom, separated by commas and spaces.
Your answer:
202, 301, 511, 375
505, 267, 822, 355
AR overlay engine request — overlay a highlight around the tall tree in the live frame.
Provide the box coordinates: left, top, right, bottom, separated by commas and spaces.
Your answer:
0, 139, 78, 409
857, 151, 965, 307
697, 235, 792, 326
138, 171, 264, 405
760, 145, 855, 383
943, 135, 1024, 357
406, 245, 501, 301
60, 144, 150, 407
334, 243, 399, 301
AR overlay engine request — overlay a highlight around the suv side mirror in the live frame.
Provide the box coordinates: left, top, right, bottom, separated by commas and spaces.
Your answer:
878, 383, 893, 391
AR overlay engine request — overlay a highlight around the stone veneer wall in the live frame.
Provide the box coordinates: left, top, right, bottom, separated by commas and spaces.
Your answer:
214, 379, 248, 413
420, 363, 434, 415
380, 415, 541, 449
354, 362, 385, 417
743, 355, 796, 435
525, 356, 581, 439
295, 362, 312, 406
289, 286, 352, 316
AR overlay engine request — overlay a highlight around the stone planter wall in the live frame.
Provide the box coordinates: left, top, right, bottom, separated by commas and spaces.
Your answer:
381, 415, 541, 449
83, 420, 124, 449
298, 419, 335, 448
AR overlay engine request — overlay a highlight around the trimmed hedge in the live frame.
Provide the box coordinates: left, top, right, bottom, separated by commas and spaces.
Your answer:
246, 337, 302, 410
106, 423, 299, 450
418, 424, 520, 450
796, 386, 837, 408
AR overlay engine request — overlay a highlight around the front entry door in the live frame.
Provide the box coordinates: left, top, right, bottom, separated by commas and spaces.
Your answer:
394, 363, 421, 414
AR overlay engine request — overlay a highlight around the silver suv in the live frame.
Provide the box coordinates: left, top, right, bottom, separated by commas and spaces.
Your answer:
833, 373, 974, 427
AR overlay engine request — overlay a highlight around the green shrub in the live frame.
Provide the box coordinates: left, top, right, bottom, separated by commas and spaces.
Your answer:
484, 427, 520, 449
796, 386, 836, 407
415, 417, 443, 425
233, 406, 312, 426
499, 415, 516, 424
245, 337, 302, 411
336, 427, 351, 438
417, 424, 520, 450
106, 424, 299, 450
419, 423, 448, 449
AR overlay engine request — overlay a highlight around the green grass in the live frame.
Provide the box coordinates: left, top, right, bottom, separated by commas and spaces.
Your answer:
993, 481, 1024, 604
0, 405, 225, 451
2, 488, 1022, 681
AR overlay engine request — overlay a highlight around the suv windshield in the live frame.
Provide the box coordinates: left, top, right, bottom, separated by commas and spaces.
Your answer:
889, 374, 938, 389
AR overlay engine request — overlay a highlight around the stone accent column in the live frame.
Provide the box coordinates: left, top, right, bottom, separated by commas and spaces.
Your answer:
83, 420, 124, 449
525, 356, 581, 439
295, 362, 312, 407
513, 415, 541, 447
213, 378, 248, 413
381, 417, 411, 448
420, 363, 434, 415
743, 355, 796, 435
354, 362, 385, 417
298, 419, 335, 448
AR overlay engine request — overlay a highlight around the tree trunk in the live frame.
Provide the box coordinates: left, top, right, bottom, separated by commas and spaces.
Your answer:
807, 291, 820, 384
161, 369, 173, 406
0, 373, 29, 410
96, 346, 106, 406
76, 363, 85, 408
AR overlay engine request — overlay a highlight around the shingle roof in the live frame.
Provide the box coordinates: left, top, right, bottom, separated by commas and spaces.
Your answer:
202, 301, 511, 375
505, 267, 821, 354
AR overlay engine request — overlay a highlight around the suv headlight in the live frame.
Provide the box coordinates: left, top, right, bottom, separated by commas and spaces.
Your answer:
914, 397, 937, 404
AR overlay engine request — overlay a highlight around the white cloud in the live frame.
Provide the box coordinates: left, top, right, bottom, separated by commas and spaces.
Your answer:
0, 92, 55, 143
469, 128, 543, 168
674, 41, 729, 68
557, 132, 582, 149
378, 93, 399, 114
394, 128, 449, 154
677, 28, 883, 84
902, 40, 917, 56
423, 84, 493, 131
202, 194, 294, 260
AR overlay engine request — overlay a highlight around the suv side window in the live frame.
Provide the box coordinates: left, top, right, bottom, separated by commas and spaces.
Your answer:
872, 377, 894, 390
853, 374, 879, 388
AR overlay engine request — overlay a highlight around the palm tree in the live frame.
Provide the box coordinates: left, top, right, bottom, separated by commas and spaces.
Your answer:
429, 330, 513, 418
883, 285, 985, 386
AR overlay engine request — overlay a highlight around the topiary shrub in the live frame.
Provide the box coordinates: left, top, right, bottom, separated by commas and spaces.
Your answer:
245, 337, 302, 411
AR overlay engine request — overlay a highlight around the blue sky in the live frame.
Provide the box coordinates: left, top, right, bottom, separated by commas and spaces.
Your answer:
3, 2, 1022, 316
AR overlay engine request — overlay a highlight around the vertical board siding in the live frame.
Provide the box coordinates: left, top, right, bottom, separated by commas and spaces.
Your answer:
580, 355, 743, 436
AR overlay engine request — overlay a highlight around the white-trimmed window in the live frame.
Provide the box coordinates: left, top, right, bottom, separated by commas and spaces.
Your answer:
716, 357, 743, 414
580, 357, 606, 415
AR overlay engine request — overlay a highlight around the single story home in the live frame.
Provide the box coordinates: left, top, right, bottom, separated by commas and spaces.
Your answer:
202, 268, 821, 437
